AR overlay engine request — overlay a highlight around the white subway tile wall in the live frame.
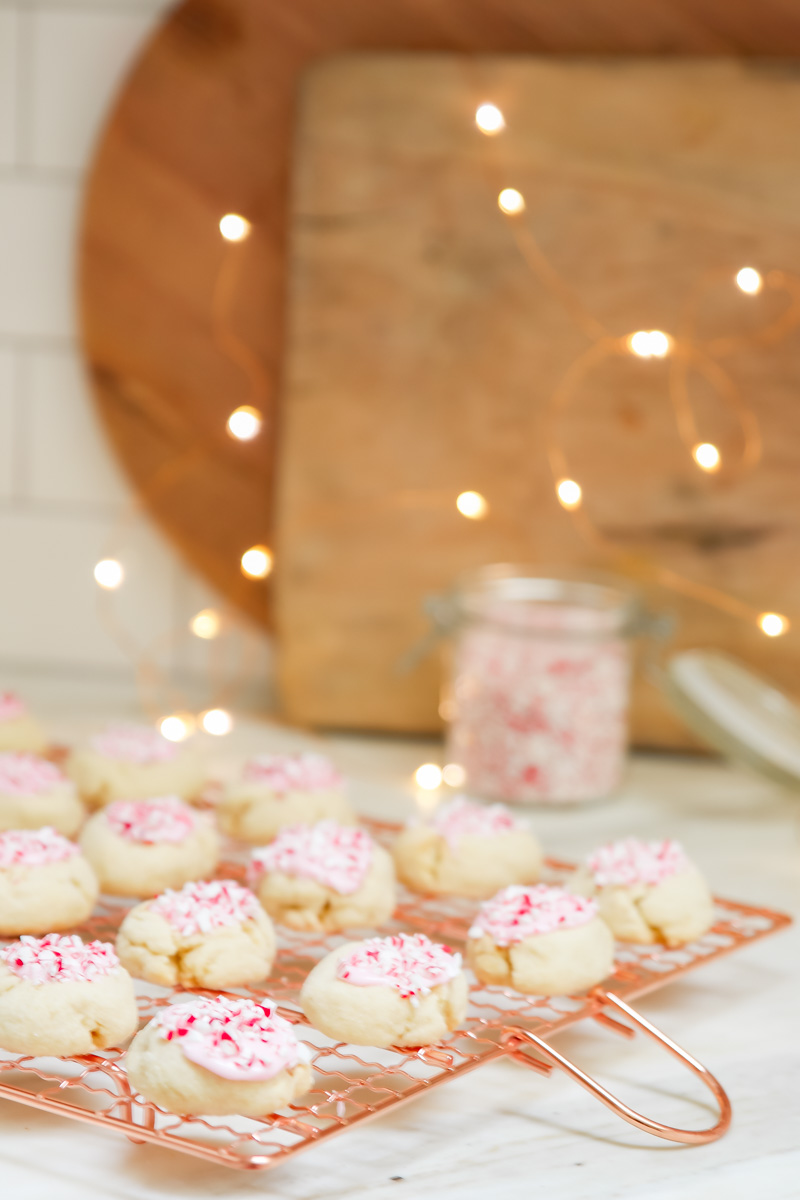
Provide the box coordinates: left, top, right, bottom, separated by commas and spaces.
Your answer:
0, 0, 272, 714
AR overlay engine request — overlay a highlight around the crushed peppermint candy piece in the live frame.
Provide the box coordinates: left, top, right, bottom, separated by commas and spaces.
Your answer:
249, 821, 373, 895
1, 933, 120, 984
427, 796, 523, 847
105, 796, 197, 844
0, 692, 26, 722
586, 838, 690, 888
154, 995, 310, 1082
90, 724, 179, 764
0, 827, 79, 869
149, 879, 260, 937
469, 885, 597, 946
242, 752, 343, 796
336, 933, 462, 1000
0, 753, 65, 796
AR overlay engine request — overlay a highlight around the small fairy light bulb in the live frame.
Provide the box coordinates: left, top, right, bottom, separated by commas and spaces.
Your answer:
456, 490, 489, 519
415, 763, 443, 790
498, 188, 525, 215
759, 612, 788, 638
556, 478, 582, 510
442, 762, 467, 788
201, 708, 233, 735
475, 103, 505, 134
226, 405, 262, 441
241, 545, 273, 579
94, 558, 123, 589
190, 608, 221, 639
219, 213, 250, 242
692, 442, 721, 472
160, 714, 194, 742
736, 267, 763, 295
629, 330, 671, 358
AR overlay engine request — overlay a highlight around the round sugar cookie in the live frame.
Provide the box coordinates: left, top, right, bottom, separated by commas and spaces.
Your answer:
467, 885, 615, 995
250, 821, 396, 933
79, 796, 219, 898
126, 994, 312, 1116
0, 753, 85, 837
0, 693, 46, 753
569, 837, 715, 947
216, 752, 355, 843
0, 827, 98, 935
66, 724, 205, 807
0, 933, 139, 1056
300, 933, 468, 1048
392, 796, 542, 900
117, 878, 276, 988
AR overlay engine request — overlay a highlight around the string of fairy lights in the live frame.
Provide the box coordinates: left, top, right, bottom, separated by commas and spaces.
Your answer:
89, 92, 793, 760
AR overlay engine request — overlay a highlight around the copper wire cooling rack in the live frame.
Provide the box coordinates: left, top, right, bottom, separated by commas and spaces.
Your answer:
0, 818, 791, 1171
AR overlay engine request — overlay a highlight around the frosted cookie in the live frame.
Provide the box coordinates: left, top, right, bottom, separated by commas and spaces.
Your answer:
0, 753, 85, 837
216, 752, 355, 843
467, 884, 614, 995
116, 879, 276, 989
392, 796, 543, 900
300, 932, 468, 1048
126, 994, 312, 1116
0, 933, 139, 1056
66, 724, 205, 807
79, 796, 219, 898
570, 837, 715, 947
0, 693, 47, 753
250, 821, 396, 933
0, 827, 98, 936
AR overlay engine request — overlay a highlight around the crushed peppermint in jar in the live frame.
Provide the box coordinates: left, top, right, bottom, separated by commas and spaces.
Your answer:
0, 827, 79, 869
0, 692, 26, 722
336, 933, 462, 1000
149, 879, 260, 937
249, 821, 373, 895
586, 838, 690, 888
105, 796, 197, 844
469, 885, 597, 946
1, 933, 120, 984
154, 995, 310, 1082
90, 724, 179, 765
0, 753, 65, 796
242, 752, 343, 796
427, 796, 523, 847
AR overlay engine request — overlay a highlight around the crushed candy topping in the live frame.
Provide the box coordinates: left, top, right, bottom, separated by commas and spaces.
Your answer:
336, 933, 462, 1000
1, 933, 119, 984
0, 692, 26, 722
154, 994, 309, 1082
105, 796, 197, 844
427, 796, 523, 847
0, 827, 79, 869
0, 753, 65, 796
90, 724, 179, 764
149, 879, 260, 937
586, 838, 690, 887
242, 752, 343, 795
250, 821, 373, 895
469, 884, 597, 946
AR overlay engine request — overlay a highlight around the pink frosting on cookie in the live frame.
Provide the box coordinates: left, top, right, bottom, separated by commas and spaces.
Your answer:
90, 724, 179, 764
149, 879, 260, 937
336, 933, 462, 999
154, 995, 309, 1082
0, 827, 79, 869
469, 884, 597, 946
586, 837, 690, 887
1, 933, 120, 984
105, 796, 197, 844
0, 692, 26, 722
250, 821, 373, 895
242, 752, 343, 795
0, 753, 64, 796
428, 796, 522, 846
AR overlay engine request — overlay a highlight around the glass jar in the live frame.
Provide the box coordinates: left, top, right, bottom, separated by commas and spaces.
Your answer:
440, 566, 639, 805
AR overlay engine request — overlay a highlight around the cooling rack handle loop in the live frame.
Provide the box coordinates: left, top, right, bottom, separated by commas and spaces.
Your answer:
502, 989, 732, 1145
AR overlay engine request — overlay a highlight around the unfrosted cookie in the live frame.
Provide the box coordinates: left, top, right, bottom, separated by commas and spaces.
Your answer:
0, 827, 98, 935
116, 879, 276, 988
216, 753, 355, 843
250, 821, 396, 933
0, 933, 139, 1056
0, 693, 47, 753
0, 753, 85, 837
569, 837, 715, 947
66, 724, 205, 807
392, 796, 543, 900
467, 884, 614, 995
79, 796, 219, 898
300, 933, 468, 1048
126, 994, 312, 1116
